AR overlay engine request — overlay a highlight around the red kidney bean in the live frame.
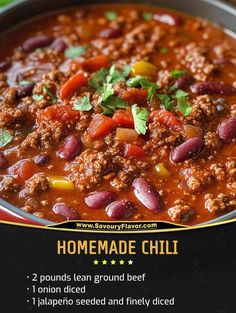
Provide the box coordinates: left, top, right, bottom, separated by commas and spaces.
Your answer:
52, 203, 80, 220
0, 153, 8, 170
132, 177, 162, 212
99, 27, 122, 39
16, 83, 35, 98
58, 135, 82, 161
218, 117, 236, 142
154, 12, 182, 26
85, 191, 117, 209
33, 154, 51, 166
0, 60, 10, 72
170, 137, 204, 163
22, 35, 54, 53
190, 81, 236, 96
175, 75, 195, 90
106, 200, 134, 219
51, 39, 67, 53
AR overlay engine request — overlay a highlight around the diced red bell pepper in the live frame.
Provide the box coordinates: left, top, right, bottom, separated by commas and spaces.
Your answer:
112, 109, 134, 128
82, 55, 109, 72
87, 114, 116, 139
9, 159, 36, 184
37, 105, 80, 126
118, 88, 148, 106
124, 144, 145, 158
60, 73, 88, 100
149, 109, 182, 131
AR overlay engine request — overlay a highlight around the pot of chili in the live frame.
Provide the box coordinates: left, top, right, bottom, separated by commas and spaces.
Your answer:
0, 0, 235, 226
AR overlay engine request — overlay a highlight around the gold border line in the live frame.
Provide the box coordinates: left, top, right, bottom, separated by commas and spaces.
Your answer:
0, 217, 235, 234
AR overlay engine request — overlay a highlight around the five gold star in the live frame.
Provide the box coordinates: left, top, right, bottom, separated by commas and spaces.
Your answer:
93, 259, 134, 265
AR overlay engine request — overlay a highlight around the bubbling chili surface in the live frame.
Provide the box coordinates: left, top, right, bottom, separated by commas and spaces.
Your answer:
0, 4, 236, 225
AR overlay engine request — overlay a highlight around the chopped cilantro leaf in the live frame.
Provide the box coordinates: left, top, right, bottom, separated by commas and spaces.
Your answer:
169, 84, 178, 93
173, 89, 189, 99
105, 11, 118, 21
122, 64, 132, 79
43, 86, 58, 104
140, 79, 158, 102
73, 95, 92, 111
32, 94, 44, 101
177, 97, 192, 116
89, 65, 131, 91
98, 83, 114, 103
107, 64, 131, 85
127, 76, 147, 88
127, 76, 158, 102
100, 96, 128, 115
89, 68, 109, 89
158, 94, 173, 111
171, 69, 187, 78
172, 89, 192, 116
65, 45, 88, 59
160, 47, 168, 54
100, 105, 114, 115
132, 104, 149, 135
90, 64, 131, 107
143, 12, 153, 20
0, 130, 13, 147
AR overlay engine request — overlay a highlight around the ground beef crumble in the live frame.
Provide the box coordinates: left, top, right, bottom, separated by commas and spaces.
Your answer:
177, 42, 216, 81
0, 105, 26, 128
20, 173, 49, 197
204, 131, 219, 150
185, 95, 217, 124
205, 193, 236, 214
168, 201, 195, 223
21, 121, 65, 150
68, 149, 114, 191
210, 160, 236, 181
157, 70, 173, 89
0, 175, 20, 192
110, 156, 149, 191
2, 87, 17, 105
180, 165, 213, 191
210, 163, 226, 181
147, 119, 181, 149
67, 144, 149, 191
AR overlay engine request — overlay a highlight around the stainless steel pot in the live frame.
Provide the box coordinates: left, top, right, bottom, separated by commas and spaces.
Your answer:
0, 0, 235, 226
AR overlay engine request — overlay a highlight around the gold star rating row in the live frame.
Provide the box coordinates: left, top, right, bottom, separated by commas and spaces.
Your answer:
93, 259, 134, 266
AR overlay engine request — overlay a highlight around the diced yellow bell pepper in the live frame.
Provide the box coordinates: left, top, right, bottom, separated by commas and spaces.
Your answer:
155, 163, 171, 178
47, 176, 74, 190
131, 61, 158, 79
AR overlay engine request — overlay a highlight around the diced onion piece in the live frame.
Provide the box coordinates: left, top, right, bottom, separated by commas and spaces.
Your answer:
47, 176, 74, 190
183, 125, 203, 139
131, 61, 158, 79
116, 128, 138, 142
155, 163, 171, 178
